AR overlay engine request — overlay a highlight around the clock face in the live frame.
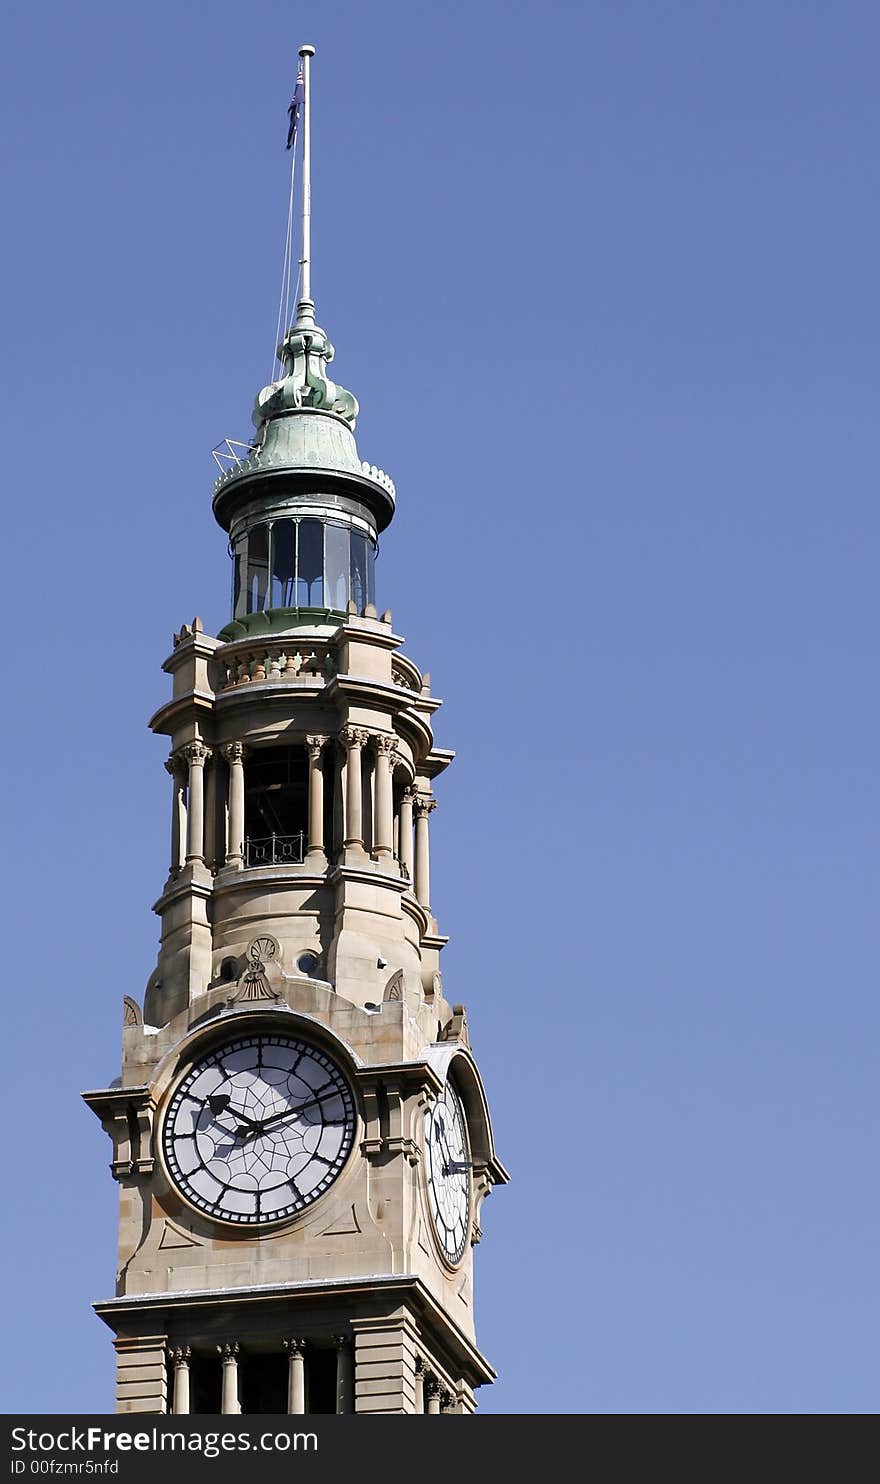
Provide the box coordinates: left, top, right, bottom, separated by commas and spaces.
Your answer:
424, 1081, 470, 1265
162, 1033, 355, 1225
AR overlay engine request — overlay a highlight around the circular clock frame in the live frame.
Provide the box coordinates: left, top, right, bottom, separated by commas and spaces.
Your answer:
423, 1079, 471, 1268
159, 1030, 357, 1229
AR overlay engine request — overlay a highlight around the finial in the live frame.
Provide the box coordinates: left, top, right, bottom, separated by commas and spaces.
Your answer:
254, 44, 358, 431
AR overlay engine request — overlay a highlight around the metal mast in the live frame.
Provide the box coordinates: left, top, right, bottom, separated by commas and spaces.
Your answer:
297, 43, 316, 325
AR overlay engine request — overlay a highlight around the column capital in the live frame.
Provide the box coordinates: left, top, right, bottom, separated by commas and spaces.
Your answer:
339, 724, 369, 751
424, 1375, 440, 1399
439, 1387, 452, 1410
170, 1345, 191, 1369
217, 1341, 239, 1361
165, 752, 187, 780
221, 740, 246, 766
413, 793, 437, 818
332, 1332, 349, 1349
282, 1337, 307, 1357
182, 740, 212, 767
305, 734, 328, 761
373, 732, 399, 760
414, 1355, 426, 1375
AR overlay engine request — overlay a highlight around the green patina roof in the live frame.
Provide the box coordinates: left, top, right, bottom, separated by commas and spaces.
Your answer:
217, 605, 347, 643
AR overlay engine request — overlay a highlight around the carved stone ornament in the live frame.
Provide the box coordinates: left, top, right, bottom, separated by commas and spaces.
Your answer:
306, 734, 328, 762
122, 995, 143, 1028
221, 740, 246, 766
164, 753, 187, 781
441, 1004, 470, 1049
227, 936, 283, 1004
373, 733, 400, 761
383, 968, 405, 1002
413, 794, 438, 818
339, 724, 370, 752
181, 740, 212, 768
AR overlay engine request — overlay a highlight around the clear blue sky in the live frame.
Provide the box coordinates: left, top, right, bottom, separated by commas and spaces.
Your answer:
2, 1, 877, 1414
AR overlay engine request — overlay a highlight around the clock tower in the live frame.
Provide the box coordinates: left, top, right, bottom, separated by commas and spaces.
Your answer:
83, 47, 508, 1417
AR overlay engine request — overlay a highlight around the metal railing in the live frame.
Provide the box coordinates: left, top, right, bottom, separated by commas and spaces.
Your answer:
245, 832, 306, 867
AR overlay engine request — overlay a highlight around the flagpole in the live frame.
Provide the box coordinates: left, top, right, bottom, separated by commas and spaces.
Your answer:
298, 43, 315, 320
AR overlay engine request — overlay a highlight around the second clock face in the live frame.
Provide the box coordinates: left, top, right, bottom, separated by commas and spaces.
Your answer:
162, 1033, 355, 1225
425, 1080, 470, 1265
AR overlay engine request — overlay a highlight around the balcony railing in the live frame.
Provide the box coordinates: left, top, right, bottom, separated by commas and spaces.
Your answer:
245, 832, 306, 868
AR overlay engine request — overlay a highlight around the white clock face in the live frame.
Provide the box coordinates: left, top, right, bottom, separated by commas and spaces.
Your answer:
425, 1081, 470, 1265
162, 1033, 355, 1225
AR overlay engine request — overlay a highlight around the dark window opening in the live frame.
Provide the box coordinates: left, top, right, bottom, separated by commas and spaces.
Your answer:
306, 1347, 337, 1414
240, 1353, 287, 1415
188, 1353, 222, 1415
244, 746, 308, 864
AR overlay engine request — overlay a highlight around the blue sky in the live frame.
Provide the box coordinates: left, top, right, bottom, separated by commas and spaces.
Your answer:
1, 1, 877, 1413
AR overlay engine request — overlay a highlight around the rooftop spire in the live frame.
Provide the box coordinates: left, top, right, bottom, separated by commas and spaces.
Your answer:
254, 43, 358, 433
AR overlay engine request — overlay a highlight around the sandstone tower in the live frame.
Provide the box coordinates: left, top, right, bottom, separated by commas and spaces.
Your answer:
84, 46, 508, 1416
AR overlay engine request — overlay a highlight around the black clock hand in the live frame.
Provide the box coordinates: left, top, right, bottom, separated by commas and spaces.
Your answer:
207, 1093, 262, 1131
254, 1090, 343, 1135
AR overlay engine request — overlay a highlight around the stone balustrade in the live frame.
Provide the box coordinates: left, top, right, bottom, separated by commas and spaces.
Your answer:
215, 640, 336, 691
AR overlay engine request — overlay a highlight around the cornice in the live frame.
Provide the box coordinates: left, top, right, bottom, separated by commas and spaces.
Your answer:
94, 1274, 496, 1386
148, 692, 216, 735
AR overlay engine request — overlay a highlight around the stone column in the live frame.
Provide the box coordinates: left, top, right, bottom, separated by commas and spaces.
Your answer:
183, 741, 211, 865
218, 1342, 240, 1414
222, 742, 246, 868
372, 735, 398, 860
305, 736, 327, 863
334, 1334, 353, 1414
170, 1346, 191, 1415
283, 1338, 306, 1415
340, 726, 369, 849
413, 794, 437, 910
165, 754, 187, 878
425, 1376, 441, 1415
414, 1356, 426, 1414
398, 787, 415, 883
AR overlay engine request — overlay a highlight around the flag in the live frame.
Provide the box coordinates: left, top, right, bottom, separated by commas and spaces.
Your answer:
286, 71, 304, 150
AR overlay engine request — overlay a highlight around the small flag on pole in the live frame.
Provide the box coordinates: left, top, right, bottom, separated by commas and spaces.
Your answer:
287, 67, 305, 150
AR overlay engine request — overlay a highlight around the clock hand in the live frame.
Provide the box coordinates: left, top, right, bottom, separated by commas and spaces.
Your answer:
253, 1090, 343, 1135
207, 1093, 262, 1131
